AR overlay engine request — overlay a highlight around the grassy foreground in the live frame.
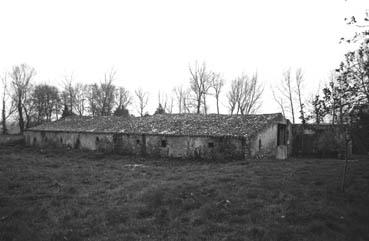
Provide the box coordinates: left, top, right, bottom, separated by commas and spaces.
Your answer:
0, 145, 368, 241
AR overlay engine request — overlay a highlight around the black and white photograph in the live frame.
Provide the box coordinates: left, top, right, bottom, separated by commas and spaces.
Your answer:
0, 0, 368, 240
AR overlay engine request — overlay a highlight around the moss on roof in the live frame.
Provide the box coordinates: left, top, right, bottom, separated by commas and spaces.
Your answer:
28, 113, 284, 138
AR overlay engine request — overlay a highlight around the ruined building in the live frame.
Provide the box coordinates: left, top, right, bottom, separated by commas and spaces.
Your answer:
24, 113, 292, 160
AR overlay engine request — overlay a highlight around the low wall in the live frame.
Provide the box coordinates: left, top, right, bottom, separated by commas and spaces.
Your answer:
292, 124, 351, 158
24, 131, 247, 159
0, 135, 24, 145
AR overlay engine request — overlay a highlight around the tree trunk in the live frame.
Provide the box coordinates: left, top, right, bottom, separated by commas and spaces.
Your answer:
196, 96, 201, 114
289, 91, 295, 124
341, 127, 350, 192
18, 96, 24, 134
203, 95, 207, 114
24, 109, 31, 129
298, 97, 305, 124
2, 99, 7, 134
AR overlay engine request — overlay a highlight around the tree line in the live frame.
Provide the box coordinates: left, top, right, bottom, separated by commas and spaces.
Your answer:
0, 62, 266, 134
1, 11, 368, 135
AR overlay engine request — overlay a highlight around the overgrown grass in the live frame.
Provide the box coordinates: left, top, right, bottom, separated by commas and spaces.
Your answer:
0, 145, 368, 241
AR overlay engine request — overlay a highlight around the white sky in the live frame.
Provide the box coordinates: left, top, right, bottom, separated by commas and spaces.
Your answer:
0, 0, 368, 118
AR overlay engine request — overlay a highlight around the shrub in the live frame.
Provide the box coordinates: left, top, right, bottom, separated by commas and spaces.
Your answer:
316, 131, 345, 158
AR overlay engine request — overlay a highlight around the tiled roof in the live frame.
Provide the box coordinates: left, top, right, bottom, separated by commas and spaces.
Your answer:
28, 113, 284, 138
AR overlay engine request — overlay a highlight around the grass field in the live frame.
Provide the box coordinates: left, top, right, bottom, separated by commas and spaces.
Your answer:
0, 145, 368, 241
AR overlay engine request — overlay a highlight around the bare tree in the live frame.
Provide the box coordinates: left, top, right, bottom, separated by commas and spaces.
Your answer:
23, 84, 38, 128
99, 69, 117, 116
238, 73, 264, 115
271, 87, 286, 116
202, 83, 212, 114
238, 74, 264, 115
10, 64, 35, 133
285, 70, 295, 123
227, 73, 263, 115
295, 68, 306, 124
83, 70, 117, 116
273, 69, 296, 123
1, 73, 16, 134
135, 88, 149, 117
210, 72, 224, 115
62, 74, 76, 113
85, 83, 99, 116
158, 91, 167, 110
174, 86, 187, 113
157, 91, 174, 114
167, 96, 174, 114
189, 62, 211, 114
227, 78, 242, 115
182, 88, 192, 113
74, 83, 87, 116
116, 87, 131, 109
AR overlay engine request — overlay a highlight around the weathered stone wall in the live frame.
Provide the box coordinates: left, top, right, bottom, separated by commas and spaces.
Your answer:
249, 118, 292, 160
24, 131, 115, 152
250, 124, 278, 158
24, 131, 246, 159
144, 135, 245, 159
113, 134, 145, 155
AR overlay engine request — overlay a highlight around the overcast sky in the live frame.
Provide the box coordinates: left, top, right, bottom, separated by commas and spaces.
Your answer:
0, 0, 368, 117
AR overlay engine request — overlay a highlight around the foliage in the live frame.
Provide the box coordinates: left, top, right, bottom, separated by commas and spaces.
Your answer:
315, 130, 345, 157
113, 105, 130, 117
61, 105, 75, 119
309, 12, 369, 124
32, 84, 61, 123
154, 104, 166, 115
307, 95, 326, 124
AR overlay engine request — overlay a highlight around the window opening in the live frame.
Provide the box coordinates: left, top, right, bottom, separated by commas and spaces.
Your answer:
161, 140, 167, 147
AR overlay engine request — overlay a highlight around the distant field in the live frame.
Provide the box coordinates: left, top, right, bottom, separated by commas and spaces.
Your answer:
0, 145, 368, 241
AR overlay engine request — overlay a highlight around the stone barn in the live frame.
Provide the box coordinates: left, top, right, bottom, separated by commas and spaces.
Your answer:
24, 113, 292, 160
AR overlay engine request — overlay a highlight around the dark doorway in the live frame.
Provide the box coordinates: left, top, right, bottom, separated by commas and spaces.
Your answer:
277, 124, 287, 146
75, 138, 81, 149
113, 134, 123, 153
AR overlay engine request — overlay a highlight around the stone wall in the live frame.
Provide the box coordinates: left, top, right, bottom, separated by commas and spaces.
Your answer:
24, 131, 247, 159
292, 124, 351, 158
249, 119, 292, 160
144, 135, 246, 159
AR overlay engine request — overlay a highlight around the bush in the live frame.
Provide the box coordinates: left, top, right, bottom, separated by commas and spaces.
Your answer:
316, 130, 345, 158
